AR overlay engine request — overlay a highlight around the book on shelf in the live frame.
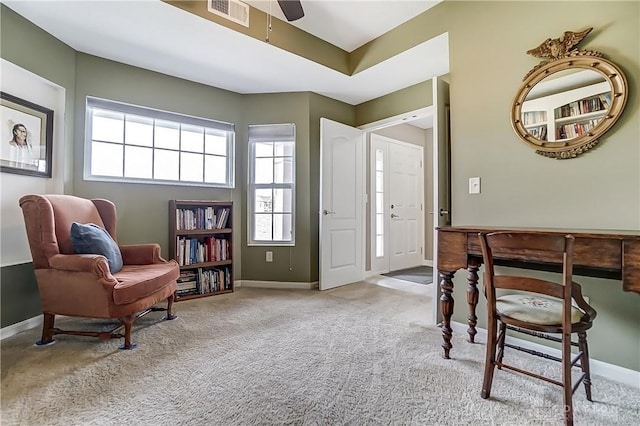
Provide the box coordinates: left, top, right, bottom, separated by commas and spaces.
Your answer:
598, 92, 611, 109
175, 236, 230, 266
216, 208, 230, 229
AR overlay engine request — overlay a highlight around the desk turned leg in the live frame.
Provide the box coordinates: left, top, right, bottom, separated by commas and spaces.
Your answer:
439, 270, 455, 359
466, 265, 480, 343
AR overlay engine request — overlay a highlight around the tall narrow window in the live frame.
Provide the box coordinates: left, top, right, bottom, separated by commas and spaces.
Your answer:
248, 124, 295, 246
375, 148, 385, 257
85, 97, 235, 187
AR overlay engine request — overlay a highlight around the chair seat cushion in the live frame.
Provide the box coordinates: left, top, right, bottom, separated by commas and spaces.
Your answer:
70, 222, 123, 273
112, 262, 179, 305
496, 293, 585, 325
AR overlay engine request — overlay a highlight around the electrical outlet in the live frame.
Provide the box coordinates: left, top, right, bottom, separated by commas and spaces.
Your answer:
266, 251, 273, 262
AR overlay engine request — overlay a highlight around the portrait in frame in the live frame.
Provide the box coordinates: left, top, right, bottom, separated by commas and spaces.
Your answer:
1, 92, 53, 178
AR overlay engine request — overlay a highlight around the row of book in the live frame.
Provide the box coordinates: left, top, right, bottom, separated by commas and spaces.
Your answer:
176, 267, 232, 296
555, 119, 602, 140
176, 236, 230, 266
528, 125, 547, 141
176, 207, 230, 230
523, 111, 547, 125
554, 93, 609, 119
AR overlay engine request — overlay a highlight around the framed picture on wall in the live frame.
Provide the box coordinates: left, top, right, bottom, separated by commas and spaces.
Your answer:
0, 92, 53, 178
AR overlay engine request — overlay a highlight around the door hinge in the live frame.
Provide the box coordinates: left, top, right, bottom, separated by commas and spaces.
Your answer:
421, 247, 423, 254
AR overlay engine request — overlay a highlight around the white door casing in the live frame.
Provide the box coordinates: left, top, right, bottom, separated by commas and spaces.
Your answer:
319, 118, 365, 290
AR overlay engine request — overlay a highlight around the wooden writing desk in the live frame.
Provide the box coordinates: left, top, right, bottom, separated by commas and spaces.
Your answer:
436, 226, 640, 359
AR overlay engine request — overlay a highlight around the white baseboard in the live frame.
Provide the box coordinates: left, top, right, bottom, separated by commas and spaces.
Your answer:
236, 280, 319, 290
451, 321, 640, 389
423, 260, 434, 267
1, 315, 42, 340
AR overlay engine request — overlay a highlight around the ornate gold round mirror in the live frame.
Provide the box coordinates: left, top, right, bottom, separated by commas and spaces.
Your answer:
511, 28, 628, 159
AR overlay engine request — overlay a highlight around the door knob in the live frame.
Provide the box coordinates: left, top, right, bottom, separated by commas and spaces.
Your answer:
322, 209, 335, 216
391, 213, 399, 218
439, 208, 450, 216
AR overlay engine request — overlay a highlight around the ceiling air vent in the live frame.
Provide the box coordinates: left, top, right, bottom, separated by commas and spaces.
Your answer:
207, 0, 250, 27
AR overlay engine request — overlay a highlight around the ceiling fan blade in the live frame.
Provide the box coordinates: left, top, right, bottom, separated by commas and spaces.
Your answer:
277, 0, 305, 22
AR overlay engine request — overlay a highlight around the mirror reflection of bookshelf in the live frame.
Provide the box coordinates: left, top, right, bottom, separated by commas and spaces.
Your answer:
523, 111, 548, 141
554, 92, 610, 140
521, 81, 611, 142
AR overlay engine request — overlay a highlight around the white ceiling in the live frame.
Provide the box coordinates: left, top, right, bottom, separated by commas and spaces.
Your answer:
4, 0, 448, 128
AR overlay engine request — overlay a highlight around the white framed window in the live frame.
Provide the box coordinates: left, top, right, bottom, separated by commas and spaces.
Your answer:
85, 97, 235, 187
248, 124, 295, 246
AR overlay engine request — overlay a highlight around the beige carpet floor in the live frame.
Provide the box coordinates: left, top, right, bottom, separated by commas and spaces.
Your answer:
1, 281, 639, 425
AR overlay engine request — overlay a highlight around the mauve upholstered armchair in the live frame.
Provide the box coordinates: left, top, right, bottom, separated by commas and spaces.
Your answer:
19, 194, 179, 349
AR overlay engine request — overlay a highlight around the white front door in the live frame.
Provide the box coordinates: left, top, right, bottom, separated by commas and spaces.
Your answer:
389, 141, 423, 271
319, 118, 365, 290
370, 134, 424, 273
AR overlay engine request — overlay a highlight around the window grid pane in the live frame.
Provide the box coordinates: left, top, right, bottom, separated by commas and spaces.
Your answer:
87, 99, 234, 188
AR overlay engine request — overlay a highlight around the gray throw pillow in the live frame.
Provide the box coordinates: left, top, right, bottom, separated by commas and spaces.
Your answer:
70, 222, 123, 273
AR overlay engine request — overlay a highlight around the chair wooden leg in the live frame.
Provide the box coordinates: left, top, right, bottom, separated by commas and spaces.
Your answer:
578, 331, 592, 401
164, 293, 177, 320
481, 317, 498, 399
119, 315, 136, 350
36, 313, 56, 346
496, 321, 507, 369
562, 331, 573, 426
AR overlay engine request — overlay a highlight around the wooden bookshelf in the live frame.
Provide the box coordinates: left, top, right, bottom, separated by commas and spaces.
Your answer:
169, 200, 233, 301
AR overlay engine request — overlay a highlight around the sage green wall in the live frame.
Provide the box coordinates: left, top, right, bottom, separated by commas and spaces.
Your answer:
240, 92, 312, 282
439, 2, 640, 371
72, 54, 245, 279
0, 5, 76, 328
355, 80, 433, 126
239, 93, 355, 283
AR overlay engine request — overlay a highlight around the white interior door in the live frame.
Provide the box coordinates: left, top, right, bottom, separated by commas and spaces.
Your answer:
432, 76, 451, 323
388, 142, 423, 271
320, 118, 365, 290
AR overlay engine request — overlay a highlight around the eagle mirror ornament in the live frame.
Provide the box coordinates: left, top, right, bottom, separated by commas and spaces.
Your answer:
511, 27, 628, 159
